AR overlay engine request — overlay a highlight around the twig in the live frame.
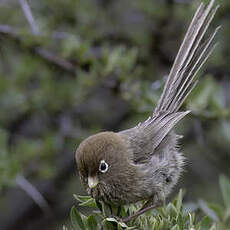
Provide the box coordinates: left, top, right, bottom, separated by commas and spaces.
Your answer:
35, 48, 76, 72
18, 0, 39, 35
0, 24, 76, 74
15, 175, 52, 215
0, 25, 19, 37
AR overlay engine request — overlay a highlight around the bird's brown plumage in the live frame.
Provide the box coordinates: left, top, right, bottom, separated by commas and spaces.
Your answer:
75, 0, 219, 221
76, 132, 141, 204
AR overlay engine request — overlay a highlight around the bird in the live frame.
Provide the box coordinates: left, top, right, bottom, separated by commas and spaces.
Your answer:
75, 0, 219, 223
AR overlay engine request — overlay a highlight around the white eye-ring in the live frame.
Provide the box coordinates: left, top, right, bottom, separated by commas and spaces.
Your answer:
99, 160, 109, 173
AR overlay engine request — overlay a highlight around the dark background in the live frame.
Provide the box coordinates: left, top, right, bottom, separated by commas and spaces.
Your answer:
0, 0, 229, 229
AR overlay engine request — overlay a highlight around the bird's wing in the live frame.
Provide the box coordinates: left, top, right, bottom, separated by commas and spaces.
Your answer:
120, 111, 189, 161
120, 0, 219, 160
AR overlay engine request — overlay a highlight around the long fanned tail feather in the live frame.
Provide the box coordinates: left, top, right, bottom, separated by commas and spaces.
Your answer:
120, 0, 219, 153
155, 0, 219, 113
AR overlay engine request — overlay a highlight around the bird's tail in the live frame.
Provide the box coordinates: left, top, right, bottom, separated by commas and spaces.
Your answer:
154, 0, 220, 114
121, 0, 220, 151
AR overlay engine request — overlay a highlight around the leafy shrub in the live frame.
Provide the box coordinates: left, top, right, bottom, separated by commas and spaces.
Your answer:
65, 175, 230, 230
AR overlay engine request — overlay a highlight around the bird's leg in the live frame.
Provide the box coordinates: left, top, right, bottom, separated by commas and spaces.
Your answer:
121, 200, 163, 223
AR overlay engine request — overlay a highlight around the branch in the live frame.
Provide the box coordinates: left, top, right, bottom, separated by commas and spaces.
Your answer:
3, 153, 74, 230
18, 0, 40, 35
0, 25, 76, 74
15, 175, 52, 215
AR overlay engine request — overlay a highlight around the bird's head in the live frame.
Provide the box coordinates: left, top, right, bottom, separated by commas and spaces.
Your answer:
75, 131, 132, 193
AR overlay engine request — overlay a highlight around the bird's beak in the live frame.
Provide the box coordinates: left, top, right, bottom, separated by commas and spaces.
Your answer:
88, 176, 99, 188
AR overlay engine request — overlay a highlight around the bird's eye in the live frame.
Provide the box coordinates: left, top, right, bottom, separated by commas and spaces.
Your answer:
99, 160, 108, 173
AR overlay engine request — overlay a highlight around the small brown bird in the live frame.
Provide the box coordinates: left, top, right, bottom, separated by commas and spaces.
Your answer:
75, 0, 219, 223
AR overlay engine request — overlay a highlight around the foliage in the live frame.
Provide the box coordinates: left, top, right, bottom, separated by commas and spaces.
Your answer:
0, 0, 229, 193
1, 0, 230, 229
65, 176, 230, 230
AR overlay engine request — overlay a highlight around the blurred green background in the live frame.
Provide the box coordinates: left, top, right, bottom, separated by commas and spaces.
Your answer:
0, 0, 229, 229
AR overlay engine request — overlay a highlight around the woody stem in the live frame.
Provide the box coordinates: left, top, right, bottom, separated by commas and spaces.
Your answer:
121, 202, 162, 223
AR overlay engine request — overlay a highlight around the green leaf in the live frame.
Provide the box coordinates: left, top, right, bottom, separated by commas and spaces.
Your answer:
171, 224, 179, 230
96, 200, 103, 212
219, 175, 230, 208
62, 225, 68, 230
70, 206, 85, 230
105, 217, 119, 224
224, 207, 230, 223
102, 219, 116, 230
176, 214, 184, 229
102, 202, 112, 216
199, 200, 219, 222
166, 203, 178, 217
188, 213, 195, 228
79, 198, 97, 208
118, 224, 123, 230
73, 194, 92, 202
117, 221, 129, 228
73, 195, 97, 208
210, 223, 218, 230
199, 216, 212, 230
86, 215, 98, 230
176, 189, 183, 213
208, 203, 224, 221
126, 226, 137, 230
